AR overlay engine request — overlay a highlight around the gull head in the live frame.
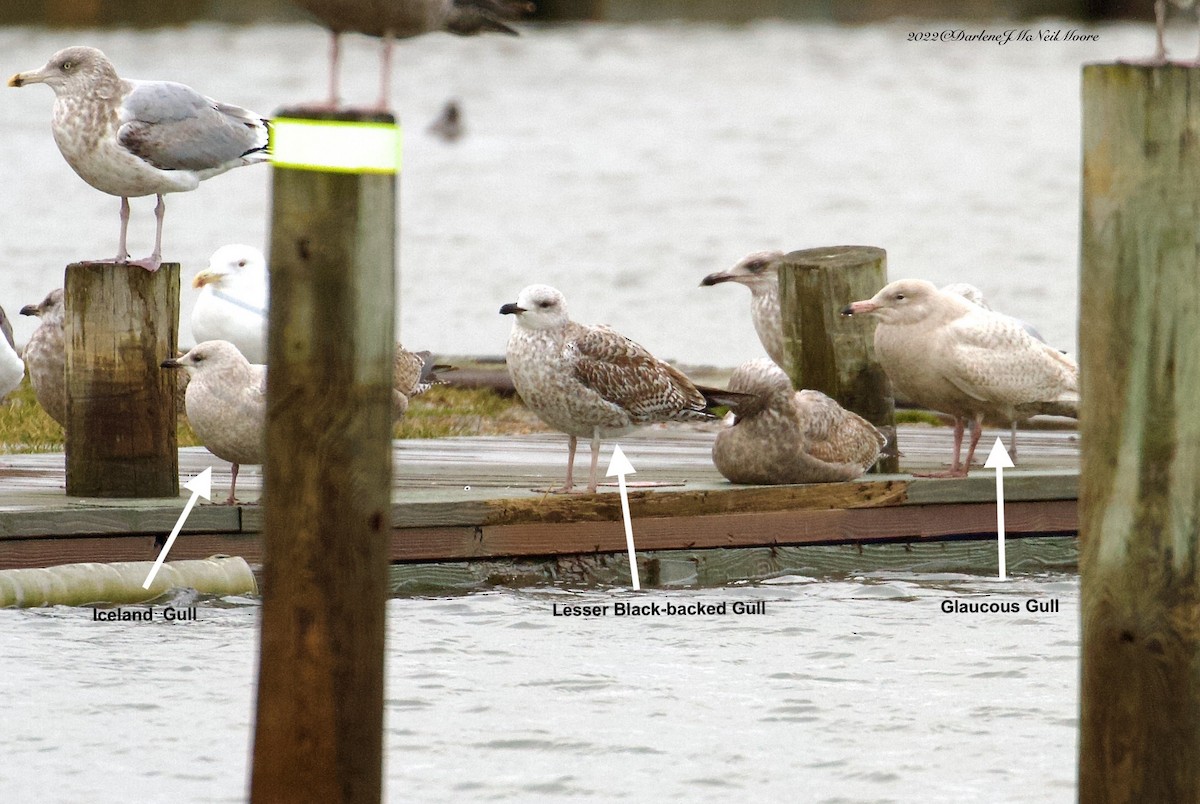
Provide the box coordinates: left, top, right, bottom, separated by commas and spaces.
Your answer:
500, 284, 569, 331
193, 244, 267, 290
841, 279, 950, 325
8, 46, 117, 95
700, 250, 784, 294
20, 288, 65, 323
161, 340, 253, 376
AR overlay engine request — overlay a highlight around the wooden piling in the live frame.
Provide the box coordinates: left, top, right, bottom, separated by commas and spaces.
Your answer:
1079, 63, 1200, 800
776, 246, 898, 473
251, 109, 397, 803
64, 261, 179, 498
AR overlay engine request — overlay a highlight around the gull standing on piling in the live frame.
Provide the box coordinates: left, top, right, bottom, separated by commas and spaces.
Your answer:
19, 289, 66, 425
842, 279, 1078, 477
8, 46, 270, 271
712, 359, 884, 485
292, 0, 535, 109
1154, 0, 1200, 63
161, 340, 265, 505
191, 245, 269, 364
501, 284, 744, 493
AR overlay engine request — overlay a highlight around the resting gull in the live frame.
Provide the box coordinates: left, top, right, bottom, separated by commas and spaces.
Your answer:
713, 359, 884, 485
700, 250, 787, 367
161, 340, 265, 505
0, 305, 24, 401
191, 244, 269, 364
9, 46, 270, 271
394, 345, 450, 418
19, 289, 66, 425
292, 0, 535, 109
842, 279, 1078, 477
501, 284, 744, 493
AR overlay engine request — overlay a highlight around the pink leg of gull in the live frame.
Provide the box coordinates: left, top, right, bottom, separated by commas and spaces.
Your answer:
586, 428, 601, 493
376, 29, 394, 113
115, 196, 132, 263
126, 194, 164, 272
329, 31, 341, 108
224, 462, 241, 505
916, 416, 970, 478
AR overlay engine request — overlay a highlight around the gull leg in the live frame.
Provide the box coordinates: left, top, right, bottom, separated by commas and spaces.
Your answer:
587, 427, 601, 493
951, 417, 965, 473
128, 195, 165, 272
226, 463, 240, 506
115, 196, 131, 263
915, 417, 968, 478
329, 31, 342, 107
1156, 0, 1169, 63
376, 28, 395, 112
1009, 420, 1018, 462
557, 435, 577, 493
961, 413, 985, 473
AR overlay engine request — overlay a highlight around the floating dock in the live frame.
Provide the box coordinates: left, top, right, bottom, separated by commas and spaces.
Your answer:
0, 424, 1078, 575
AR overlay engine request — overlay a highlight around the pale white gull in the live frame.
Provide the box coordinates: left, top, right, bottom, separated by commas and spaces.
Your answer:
191, 244, 269, 363
713, 359, 884, 485
0, 305, 24, 401
292, 0, 534, 109
501, 284, 744, 493
8, 46, 270, 271
700, 250, 786, 367
842, 279, 1078, 477
161, 340, 265, 505
19, 289, 66, 426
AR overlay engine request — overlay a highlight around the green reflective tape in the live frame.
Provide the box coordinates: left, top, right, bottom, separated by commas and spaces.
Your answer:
271, 117, 402, 174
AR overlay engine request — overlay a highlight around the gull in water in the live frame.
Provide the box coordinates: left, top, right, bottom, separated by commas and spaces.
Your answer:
843, 279, 1078, 477
501, 283, 745, 493
191, 244, 269, 364
292, 0, 535, 109
161, 340, 265, 504
9, 46, 270, 271
713, 359, 884, 485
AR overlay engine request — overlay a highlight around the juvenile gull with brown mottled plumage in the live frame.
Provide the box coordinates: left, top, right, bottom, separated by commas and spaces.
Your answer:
9, 46, 270, 271
501, 284, 743, 493
20, 289, 66, 426
713, 359, 884, 485
701, 250, 787, 367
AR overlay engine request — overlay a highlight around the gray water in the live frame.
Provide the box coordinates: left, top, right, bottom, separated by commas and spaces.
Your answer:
0, 572, 1078, 801
0, 20, 1164, 364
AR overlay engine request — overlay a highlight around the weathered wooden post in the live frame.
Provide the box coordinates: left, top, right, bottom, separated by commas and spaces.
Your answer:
777, 245, 898, 473
1079, 63, 1200, 800
251, 110, 397, 802
64, 261, 180, 497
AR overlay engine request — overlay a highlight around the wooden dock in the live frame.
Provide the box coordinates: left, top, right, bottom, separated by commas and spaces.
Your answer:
0, 423, 1078, 576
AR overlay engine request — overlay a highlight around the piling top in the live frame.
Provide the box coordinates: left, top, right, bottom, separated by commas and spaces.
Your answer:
274, 106, 397, 124
783, 246, 886, 271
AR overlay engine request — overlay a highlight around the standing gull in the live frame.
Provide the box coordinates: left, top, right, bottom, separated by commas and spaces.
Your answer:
700, 250, 787, 367
20, 289, 66, 426
161, 340, 265, 505
713, 359, 884, 485
842, 279, 1078, 477
292, 0, 535, 109
191, 244, 269, 364
9, 46, 270, 271
501, 284, 743, 493
1154, 0, 1200, 63
0, 306, 24, 401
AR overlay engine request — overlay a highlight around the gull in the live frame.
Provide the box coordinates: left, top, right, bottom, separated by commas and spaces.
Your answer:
394, 345, 450, 418
191, 244, 269, 364
292, 0, 535, 109
19, 289, 66, 426
700, 250, 787, 367
1155, 0, 1200, 63
161, 340, 265, 504
843, 279, 1078, 477
713, 359, 884, 485
501, 283, 744, 493
9, 46, 270, 271
0, 306, 24, 401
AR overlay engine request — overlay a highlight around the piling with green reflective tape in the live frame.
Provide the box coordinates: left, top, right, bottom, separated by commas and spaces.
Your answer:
251, 109, 396, 804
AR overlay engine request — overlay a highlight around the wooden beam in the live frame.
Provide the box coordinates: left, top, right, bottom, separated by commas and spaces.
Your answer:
1079, 62, 1200, 800
251, 110, 396, 803
64, 261, 180, 497
776, 246, 898, 472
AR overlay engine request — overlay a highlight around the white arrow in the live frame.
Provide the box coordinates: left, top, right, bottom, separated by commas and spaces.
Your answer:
983, 438, 1015, 581
605, 445, 641, 591
143, 468, 213, 589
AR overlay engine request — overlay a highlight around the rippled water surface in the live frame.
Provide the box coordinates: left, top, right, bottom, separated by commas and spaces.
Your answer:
0, 20, 1160, 363
0, 572, 1078, 801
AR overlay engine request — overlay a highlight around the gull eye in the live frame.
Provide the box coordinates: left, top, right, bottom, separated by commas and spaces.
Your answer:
237, 260, 247, 267
895, 293, 906, 301
537, 300, 552, 309
61, 60, 74, 71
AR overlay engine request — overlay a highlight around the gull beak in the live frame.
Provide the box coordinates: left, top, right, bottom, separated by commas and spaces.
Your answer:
192, 269, 221, 289
19, 303, 38, 317
160, 357, 182, 369
841, 300, 879, 316
7, 73, 26, 87
700, 271, 735, 287
8, 69, 43, 88
499, 303, 525, 316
